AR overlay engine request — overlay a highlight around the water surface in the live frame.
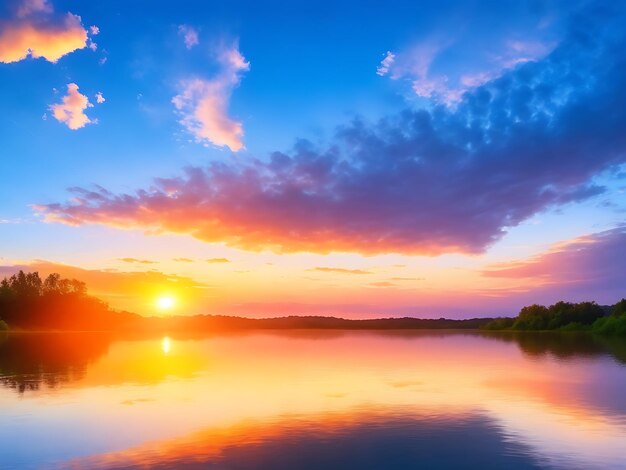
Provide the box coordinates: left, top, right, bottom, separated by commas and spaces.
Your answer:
1, 330, 625, 469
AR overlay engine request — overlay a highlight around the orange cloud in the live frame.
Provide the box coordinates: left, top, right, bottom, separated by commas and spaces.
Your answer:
0, 1, 88, 63
309, 267, 372, 275
118, 258, 158, 265
206, 258, 230, 263
49, 83, 93, 130
172, 42, 249, 151
173, 258, 194, 263
368, 281, 397, 288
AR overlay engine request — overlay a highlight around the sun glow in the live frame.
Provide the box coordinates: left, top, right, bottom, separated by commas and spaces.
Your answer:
161, 336, 171, 354
156, 295, 176, 311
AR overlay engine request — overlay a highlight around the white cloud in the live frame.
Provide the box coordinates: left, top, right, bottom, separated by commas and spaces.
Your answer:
376, 51, 395, 76
178, 25, 199, 49
172, 42, 250, 152
49, 83, 94, 130
95, 92, 105, 104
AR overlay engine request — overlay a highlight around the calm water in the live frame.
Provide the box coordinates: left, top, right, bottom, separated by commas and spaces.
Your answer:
1, 331, 625, 470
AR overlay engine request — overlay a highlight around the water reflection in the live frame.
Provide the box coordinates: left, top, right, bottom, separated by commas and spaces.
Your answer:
69, 410, 548, 470
0, 331, 625, 469
0, 332, 111, 393
1, 330, 626, 396
480, 331, 626, 364
161, 336, 171, 355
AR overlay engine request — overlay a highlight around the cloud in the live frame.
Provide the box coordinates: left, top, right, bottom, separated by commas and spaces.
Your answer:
178, 24, 199, 49
309, 267, 372, 275
368, 281, 397, 288
206, 258, 230, 263
381, 34, 554, 104
0, 0, 88, 63
481, 227, 626, 304
118, 258, 158, 265
483, 227, 626, 284
16, 0, 52, 17
172, 42, 249, 151
173, 258, 193, 262
89, 25, 99, 35
376, 51, 395, 76
49, 83, 94, 130
95, 91, 105, 104
38, 4, 626, 255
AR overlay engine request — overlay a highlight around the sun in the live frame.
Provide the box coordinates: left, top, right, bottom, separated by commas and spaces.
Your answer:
156, 295, 176, 311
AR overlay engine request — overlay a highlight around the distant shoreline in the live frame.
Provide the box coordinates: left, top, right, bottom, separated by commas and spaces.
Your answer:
0, 315, 496, 333
2, 271, 624, 335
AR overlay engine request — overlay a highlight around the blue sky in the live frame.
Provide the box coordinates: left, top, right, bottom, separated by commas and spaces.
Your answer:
0, 0, 625, 317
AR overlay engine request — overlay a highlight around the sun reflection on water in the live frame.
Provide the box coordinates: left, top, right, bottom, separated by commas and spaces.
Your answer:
1, 332, 626, 470
161, 336, 171, 354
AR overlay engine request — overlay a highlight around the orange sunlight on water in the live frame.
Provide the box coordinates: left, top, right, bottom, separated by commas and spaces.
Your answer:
0, 331, 625, 469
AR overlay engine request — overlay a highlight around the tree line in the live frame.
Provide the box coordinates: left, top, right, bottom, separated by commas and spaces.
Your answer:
1, 270, 625, 334
0, 271, 139, 331
483, 299, 626, 334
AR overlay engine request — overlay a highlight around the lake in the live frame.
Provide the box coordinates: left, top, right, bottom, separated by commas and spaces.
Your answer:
0, 330, 625, 469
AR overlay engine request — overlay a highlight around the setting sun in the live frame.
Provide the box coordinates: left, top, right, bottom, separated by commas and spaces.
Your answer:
1, 0, 626, 468
156, 296, 176, 311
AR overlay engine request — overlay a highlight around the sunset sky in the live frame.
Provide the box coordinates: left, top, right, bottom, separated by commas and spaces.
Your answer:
1, 0, 625, 318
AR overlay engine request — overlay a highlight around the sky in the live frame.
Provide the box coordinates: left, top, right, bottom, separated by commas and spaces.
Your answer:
0, 0, 625, 318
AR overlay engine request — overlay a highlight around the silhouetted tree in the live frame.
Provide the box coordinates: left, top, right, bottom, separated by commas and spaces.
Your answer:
612, 298, 626, 317
0, 271, 141, 331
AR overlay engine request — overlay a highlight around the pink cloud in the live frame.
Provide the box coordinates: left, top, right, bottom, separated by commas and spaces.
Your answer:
483, 229, 625, 282
380, 37, 554, 104
0, 0, 88, 63
49, 83, 94, 130
481, 227, 626, 304
172, 43, 249, 151
16, 0, 52, 17
376, 51, 395, 76
178, 25, 199, 49
377, 40, 464, 103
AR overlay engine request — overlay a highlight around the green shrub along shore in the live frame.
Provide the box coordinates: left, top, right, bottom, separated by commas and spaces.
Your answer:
482, 299, 626, 335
